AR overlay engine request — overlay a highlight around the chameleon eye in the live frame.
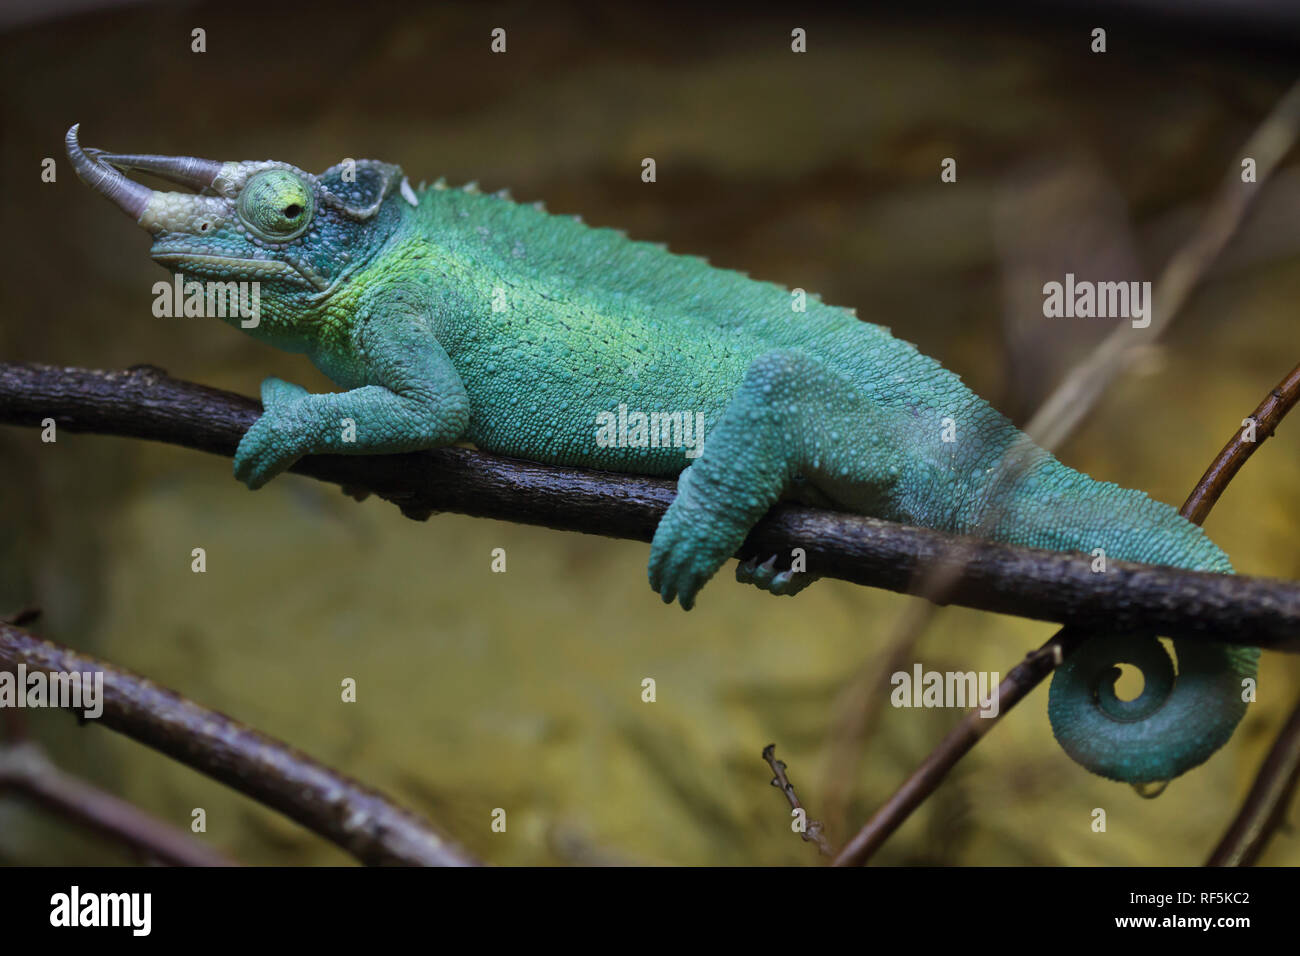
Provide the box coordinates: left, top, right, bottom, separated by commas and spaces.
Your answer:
237, 169, 315, 241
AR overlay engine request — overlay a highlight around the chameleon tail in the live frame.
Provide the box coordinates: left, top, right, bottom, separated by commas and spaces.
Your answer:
1029, 468, 1260, 783
1048, 634, 1258, 783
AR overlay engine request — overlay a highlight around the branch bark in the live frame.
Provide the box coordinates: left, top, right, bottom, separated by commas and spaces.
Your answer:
762, 744, 831, 856
2, 361, 1297, 650
1183, 362, 1300, 525
0, 622, 478, 867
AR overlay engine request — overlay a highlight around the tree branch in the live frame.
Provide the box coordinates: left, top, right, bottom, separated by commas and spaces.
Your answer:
825, 73, 1300, 859
762, 744, 831, 856
832, 357, 1300, 866
1, 361, 1297, 650
1024, 79, 1300, 449
830, 628, 1090, 866
1207, 693, 1300, 866
0, 740, 236, 867
0, 622, 478, 867
1183, 361, 1300, 525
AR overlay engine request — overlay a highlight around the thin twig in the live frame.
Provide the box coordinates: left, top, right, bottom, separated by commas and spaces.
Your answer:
831, 631, 1087, 866
820, 603, 930, 836
1025, 79, 1300, 450
1, 607, 42, 628
1183, 361, 1300, 525
762, 744, 831, 856
0, 609, 38, 743
1182, 356, 1296, 868
1206, 694, 1300, 866
0, 741, 237, 866
1, 362, 1295, 648
0, 622, 478, 867
833, 356, 1300, 866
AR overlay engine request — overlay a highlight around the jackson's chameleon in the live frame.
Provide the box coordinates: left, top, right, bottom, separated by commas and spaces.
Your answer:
66, 125, 1258, 786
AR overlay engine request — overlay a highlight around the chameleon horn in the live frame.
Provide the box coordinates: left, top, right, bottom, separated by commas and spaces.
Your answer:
84, 149, 223, 193
65, 124, 154, 221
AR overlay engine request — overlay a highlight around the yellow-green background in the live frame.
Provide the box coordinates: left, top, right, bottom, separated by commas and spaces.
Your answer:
1, 2, 1297, 864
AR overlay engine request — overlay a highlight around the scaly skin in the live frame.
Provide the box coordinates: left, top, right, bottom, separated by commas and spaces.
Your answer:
66, 127, 1258, 785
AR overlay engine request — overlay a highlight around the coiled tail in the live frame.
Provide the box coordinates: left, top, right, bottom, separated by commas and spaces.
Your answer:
1048, 633, 1258, 783
988, 458, 1259, 783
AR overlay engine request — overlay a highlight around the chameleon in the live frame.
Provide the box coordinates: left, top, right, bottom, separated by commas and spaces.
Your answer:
65, 125, 1258, 786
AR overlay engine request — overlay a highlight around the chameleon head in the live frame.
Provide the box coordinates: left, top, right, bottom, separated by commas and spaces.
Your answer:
65, 124, 406, 297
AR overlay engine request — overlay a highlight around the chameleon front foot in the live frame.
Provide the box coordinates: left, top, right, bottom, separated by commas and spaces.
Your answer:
735, 554, 817, 596
233, 377, 316, 489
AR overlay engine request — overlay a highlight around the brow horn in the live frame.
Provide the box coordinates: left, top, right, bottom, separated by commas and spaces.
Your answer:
84, 148, 223, 193
65, 124, 155, 221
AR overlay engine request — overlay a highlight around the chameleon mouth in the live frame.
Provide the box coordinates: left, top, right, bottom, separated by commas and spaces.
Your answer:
152, 249, 327, 290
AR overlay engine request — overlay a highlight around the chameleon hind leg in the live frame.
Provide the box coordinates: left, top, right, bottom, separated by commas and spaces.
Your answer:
649, 348, 899, 609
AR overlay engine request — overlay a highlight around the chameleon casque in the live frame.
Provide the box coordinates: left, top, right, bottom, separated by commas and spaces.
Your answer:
66, 125, 1258, 786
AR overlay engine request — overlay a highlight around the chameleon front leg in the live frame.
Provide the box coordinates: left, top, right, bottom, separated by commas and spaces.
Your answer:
233, 296, 471, 489
649, 349, 900, 609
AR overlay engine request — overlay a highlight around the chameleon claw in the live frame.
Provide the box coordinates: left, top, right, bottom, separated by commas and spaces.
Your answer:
735, 554, 816, 597
736, 554, 779, 587
750, 555, 780, 587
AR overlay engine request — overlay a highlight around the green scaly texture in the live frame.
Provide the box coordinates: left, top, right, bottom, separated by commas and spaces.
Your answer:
71, 138, 1258, 785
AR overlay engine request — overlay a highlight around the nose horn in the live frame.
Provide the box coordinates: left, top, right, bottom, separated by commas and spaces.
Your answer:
85, 149, 223, 193
65, 124, 155, 221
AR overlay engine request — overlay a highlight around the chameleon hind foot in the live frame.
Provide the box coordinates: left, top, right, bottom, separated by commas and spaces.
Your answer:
735, 554, 817, 596
649, 348, 899, 610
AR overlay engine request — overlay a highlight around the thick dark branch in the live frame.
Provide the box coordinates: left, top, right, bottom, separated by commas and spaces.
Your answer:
1, 362, 1297, 650
0, 623, 477, 867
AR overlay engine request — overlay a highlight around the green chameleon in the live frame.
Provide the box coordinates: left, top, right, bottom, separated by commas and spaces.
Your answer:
66, 125, 1257, 786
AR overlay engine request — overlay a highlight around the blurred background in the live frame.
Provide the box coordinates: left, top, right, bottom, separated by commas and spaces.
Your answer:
1, 0, 1298, 865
